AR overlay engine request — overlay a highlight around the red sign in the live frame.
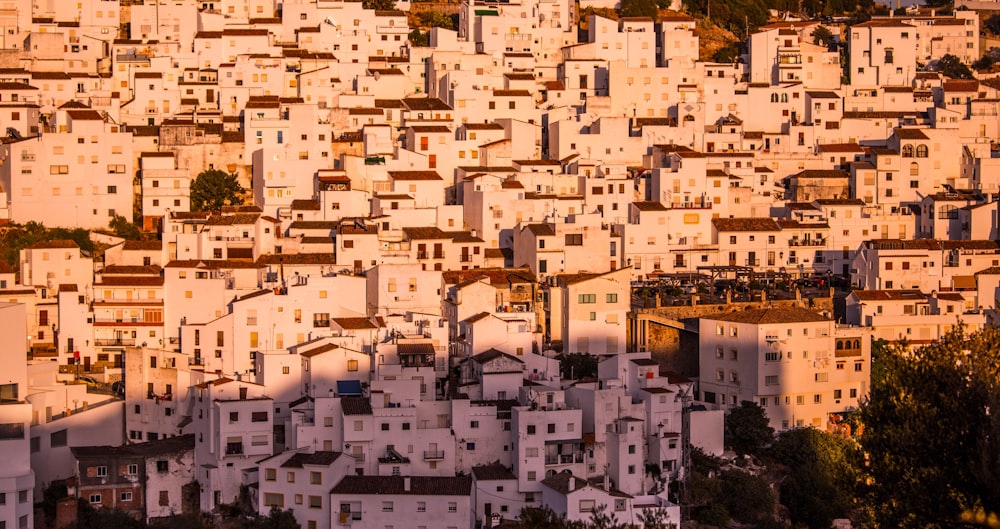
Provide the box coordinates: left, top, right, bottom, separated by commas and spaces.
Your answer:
73, 351, 80, 360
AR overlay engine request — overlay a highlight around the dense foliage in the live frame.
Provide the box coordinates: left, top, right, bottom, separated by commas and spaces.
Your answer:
768, 428, 862, 529
0, 221, 94, 269
986, 14, 1000, 36
362, 0, 395, 10
518, 505, 676, 529
558, 352, 600, 380
936, 53, 974, 79
109, 215, 143, 240
725, 400, 774, 457
190, 169, 246, 212
858, 328, 1000, 528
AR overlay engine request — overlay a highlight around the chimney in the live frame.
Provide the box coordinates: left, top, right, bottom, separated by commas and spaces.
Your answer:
403, 476, 411, 492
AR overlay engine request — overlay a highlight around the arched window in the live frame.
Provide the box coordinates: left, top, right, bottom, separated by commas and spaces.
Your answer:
901, 144, 914, 157
836, 340, 844, 350
781, 93, 789, 103
683, 115, 695, 122
771, 93, 779, 103
916, 144, 929, 158
910, 162, 919, 176
854, 340, 860, 349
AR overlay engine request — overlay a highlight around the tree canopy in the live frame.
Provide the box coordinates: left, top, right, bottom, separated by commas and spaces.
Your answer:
768, 428, 862, 529
986, 14, 1000, 36
936, 53, 974, 79
619, 0, 659, 20
109, 215, 143, 240
0, 222, 94, 269
362, 0, 395, 10
725, 400, 774, 457
858, 328, 1000, 528
190, 169, 246, 212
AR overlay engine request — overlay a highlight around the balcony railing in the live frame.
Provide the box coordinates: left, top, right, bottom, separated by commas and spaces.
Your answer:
423, 450, 445, 460
788, 239, 826, 247
93, 338, 136, 346
545, 454, 582, 465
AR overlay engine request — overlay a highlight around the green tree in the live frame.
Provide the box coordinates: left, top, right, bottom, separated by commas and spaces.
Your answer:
409, 29, 430, 46
66, 501, 144, 529
768, 428, 862, 529
936, 53, 974, 79
417, 10, 455, 29
362, 0, 395, 10
718, 470, 775, 524
518, 506, 585, 529
190, 169, 246, 212
973, 47, 1000, 71
985, 14, 1000, 35
109, 215, 142, 240
0, 221, 94, 269
230, 508, 300, 529
619, 0, 659, 20
811, 25, 835, 48
859, 328, 1000, 528
725, 400, 774, 457
712, 43, 741, 63
558, 352, 600, 380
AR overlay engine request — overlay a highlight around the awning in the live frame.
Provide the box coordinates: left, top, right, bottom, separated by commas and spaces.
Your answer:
336, 380, 363, 397
952, 275, 976, 290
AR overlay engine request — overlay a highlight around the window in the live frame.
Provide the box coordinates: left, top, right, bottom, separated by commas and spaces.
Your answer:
157, 460, 168, 472
251, 411, 268, 422
578, 294, 596, 304
265, 469, 277, 481
382, 502, 394, 512
229, 412, 239, 423
263, 493, 284, 508
580, 500, 596, 512
448, 502, 458, 513
417, 501, 426, 512
127, 464, 138, 475
309, 496, 322, 509
0, 423, 24, 440
606, 293, 618, 303
121, 492, 133, 502
89, 494, 101, 504
527, 425, 536, 434
565, 234, 583, 245
50, 429, 67, 447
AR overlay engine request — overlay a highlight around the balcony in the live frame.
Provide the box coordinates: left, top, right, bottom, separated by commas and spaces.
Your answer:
545, 454, 583, 465
459, 255, 472, 263
433, 252, 444, 259
788, 238, 826, 247
93, 338, 136, 347
423, 450, 445, 460
746, 259, 760, 266
417, 251, 428, 259
225, 443, 244, 455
